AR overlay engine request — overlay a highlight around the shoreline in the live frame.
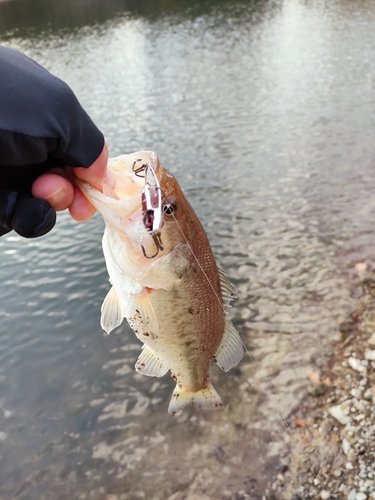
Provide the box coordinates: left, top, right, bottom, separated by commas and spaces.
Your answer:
264, 276, 375, 500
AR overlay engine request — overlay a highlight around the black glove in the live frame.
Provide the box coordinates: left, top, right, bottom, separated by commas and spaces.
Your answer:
0, 189, 56, 238
0, 46, 105, 239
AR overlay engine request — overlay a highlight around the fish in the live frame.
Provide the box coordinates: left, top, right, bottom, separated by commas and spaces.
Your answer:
77, 151, 243, 414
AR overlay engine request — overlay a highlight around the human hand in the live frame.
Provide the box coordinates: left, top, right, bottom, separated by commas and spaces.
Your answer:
0, 143, 113, 238
32, 142, 112, 222
0, 46, 111, 239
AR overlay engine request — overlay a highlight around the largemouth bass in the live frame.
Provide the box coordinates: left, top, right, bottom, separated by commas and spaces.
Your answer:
77, 151, 243, 414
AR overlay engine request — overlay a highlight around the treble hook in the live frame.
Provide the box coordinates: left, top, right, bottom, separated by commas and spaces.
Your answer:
141, 232, 164, 259
132, 159, 148, 177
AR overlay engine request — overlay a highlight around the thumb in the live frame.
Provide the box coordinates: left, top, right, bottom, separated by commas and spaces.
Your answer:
72, 142, 114, 191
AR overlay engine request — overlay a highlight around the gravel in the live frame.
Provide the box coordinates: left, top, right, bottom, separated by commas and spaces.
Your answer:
264, 278, 375, 499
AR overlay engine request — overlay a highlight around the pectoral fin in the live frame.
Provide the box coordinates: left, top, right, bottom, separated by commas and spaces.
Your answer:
100, 286, 124, 334
214, 320, 244, 372
140, 243, 192, 290
135, 345, 169, 377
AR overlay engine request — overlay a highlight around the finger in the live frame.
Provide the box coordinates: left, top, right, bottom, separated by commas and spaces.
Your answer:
72, 142, 114, 192
32, 170, 74, 211
68, 183, 96, 222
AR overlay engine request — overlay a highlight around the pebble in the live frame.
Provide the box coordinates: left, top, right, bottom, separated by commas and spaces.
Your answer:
348, 490, 357, 500
348, 357, 367, 373
364, 389, 372, 400
351, 388, 362, 398
328, 404, 352, 425
365, 349, 375, 361
356, 493, 367, 500
343, 438, 351, 455
320, 491, 330, 499
368, 333, 375, 346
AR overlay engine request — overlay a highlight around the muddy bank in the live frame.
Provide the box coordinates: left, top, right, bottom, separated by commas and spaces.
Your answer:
264, 275, 375, 500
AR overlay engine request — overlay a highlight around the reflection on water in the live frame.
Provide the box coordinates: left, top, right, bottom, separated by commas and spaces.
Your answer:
1, 0, 375, 498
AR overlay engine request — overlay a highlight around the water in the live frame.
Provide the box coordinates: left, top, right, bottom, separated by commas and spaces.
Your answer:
1, 0, 375, 497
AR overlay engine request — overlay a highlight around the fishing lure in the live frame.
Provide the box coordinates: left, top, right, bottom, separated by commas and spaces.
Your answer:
132, 159, 164, 259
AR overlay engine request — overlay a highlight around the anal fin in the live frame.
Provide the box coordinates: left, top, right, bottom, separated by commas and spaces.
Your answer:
100, 286, 124, 334
135, 345, 169, 378
214, 319, 244, 372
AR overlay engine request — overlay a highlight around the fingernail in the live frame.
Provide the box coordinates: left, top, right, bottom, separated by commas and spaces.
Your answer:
44, 187, 66, 206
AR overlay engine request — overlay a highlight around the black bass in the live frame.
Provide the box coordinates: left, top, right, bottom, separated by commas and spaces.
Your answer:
77, 151, 243, 414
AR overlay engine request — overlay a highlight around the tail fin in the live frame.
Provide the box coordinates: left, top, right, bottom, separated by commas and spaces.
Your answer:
168, 382, 223, 415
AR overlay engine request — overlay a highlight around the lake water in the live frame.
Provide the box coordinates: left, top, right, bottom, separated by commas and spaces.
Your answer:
1, 0, 375, 498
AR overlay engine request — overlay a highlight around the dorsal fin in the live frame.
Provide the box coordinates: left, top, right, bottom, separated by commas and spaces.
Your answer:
218, 268, 236, 311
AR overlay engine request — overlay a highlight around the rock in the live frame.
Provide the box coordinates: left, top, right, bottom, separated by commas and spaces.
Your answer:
356, 493, 367, 500
365, 349, 375, 361
348, 357, 367, 373
348, 490, 357, 500
347, 448, 357, 463
342, 438, 351, 455
351, 388, 362, 398
368, 332, 375, 345
328, 404, 352, 425
309, 383, 327, 397
363, 388, 372, 400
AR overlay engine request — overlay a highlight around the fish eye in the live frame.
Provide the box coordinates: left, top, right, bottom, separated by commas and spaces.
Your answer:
163, 199, 177, 216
